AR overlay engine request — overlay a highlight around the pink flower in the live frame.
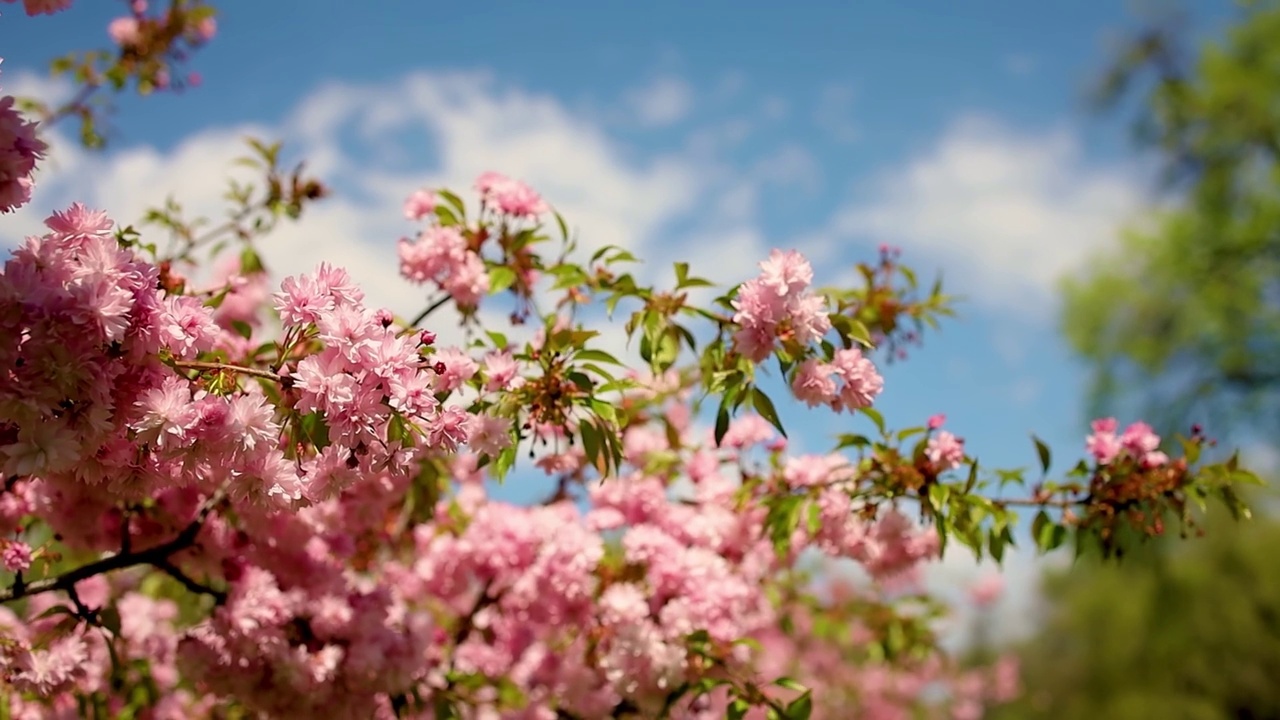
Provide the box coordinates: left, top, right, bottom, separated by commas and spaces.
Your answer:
969, 574, 1003, 607
1085, 417, 1122, 465
830, 348, 884, 412
925, 430, 965, 472
274, 272, 335, 326
194, 16, 216, 42
158, 294, 219, 358
107, 16, 141, 46
402, 188, 436, 221
2, 0, 73, 16
2, 540, 31, 572
431, 347, 478, 393
732, 249, 831, 362
474, 171, 547, 218
791, 359, 837, 407
1120, 421, 1160, 456
927, 413, 946, 430
0, 96, 48, 213
481, 350, 520, 392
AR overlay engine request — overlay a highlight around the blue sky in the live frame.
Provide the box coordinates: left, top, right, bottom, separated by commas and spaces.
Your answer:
0, 0, 1243, 639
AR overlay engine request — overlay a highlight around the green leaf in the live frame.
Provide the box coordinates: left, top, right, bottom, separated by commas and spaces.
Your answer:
674, 261, 689, 286
435, 205, 460, 226
574, 349, 623, 366
488, 266, 517, 295
98, 606, 122, 636
786, 691, 813, 720
1032, 434, 1052, 474
239, 246, 264, 274
860, 406, 887, 436
728, 698, 751, 720
437, 189, 466, 219
554, 210, 570, 242
297, 411, 331, 450
714, 400, 731, 447
580, 421, 602, 474
751, 387, 787, 438
774, 677, 808, 693
1032, 510, 1067, 552
928, 483, 950, 511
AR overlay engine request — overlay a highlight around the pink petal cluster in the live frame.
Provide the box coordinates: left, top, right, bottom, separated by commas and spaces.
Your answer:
398, 226, 489, 308
1, 0, 73, 16
107, 16, 142, 45
791, 348, 885, 412
0, 191, 1028, 719
402, 187, 436, 221
475, 171, 548, 218
0, 95, 48, 213
732, 249, 832, 362
1086, 417, 1169, 468
926, 430, 966, 472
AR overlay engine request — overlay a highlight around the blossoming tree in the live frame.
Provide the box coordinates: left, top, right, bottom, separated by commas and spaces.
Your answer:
0, 2, 1262, 718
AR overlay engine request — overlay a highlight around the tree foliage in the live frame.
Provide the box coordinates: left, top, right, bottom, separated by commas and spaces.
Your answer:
991, 505, 1280, 720
1062, 0, 1280, 438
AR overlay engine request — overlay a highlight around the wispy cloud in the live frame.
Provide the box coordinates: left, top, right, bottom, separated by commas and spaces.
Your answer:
816, 114, 1147, 316
813, 83, 859, 143
623, 75, 695, 128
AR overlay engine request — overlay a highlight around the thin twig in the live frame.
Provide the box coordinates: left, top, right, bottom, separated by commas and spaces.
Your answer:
172, 359, 280, 382
410, 294, 452, 329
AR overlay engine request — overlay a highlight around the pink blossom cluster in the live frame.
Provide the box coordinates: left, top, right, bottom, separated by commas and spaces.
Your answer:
747, 577, 1020, 720
1085, 417, 1169, 468
0, 205, 477, 536
402, 187, 436, 220
0, 204, 215, 487
107, 2, 217, 48
475, 171, 548, 218
791, 348, 885, 412
732, 249, 832, 362
0, 95, 47, 213
0, 197, 1019, 717
0, 0, 72, 16
177, 563, 435, 719
398, 225, 490, 309
926, 431, 966, 472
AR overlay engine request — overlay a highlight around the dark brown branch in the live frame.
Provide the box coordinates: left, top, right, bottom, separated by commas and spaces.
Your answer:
154, 558, 226, 604
0, 486, 227, 604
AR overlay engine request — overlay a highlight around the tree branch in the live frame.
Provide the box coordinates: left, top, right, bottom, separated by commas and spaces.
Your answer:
0, 486, 228, 604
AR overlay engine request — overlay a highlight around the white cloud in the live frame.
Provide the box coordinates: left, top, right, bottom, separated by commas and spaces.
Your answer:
7, 71, 726, 324
623, 75, 694, 128
819, 114, 1147, 316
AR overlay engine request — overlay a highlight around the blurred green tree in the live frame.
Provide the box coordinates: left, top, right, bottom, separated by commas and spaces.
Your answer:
989, 510, 1280, 720
1061, 0, 1280, 439
1003, 3, 1280, 718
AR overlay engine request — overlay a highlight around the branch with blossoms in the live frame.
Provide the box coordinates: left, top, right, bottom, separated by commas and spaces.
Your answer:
11, 0, 217, 150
